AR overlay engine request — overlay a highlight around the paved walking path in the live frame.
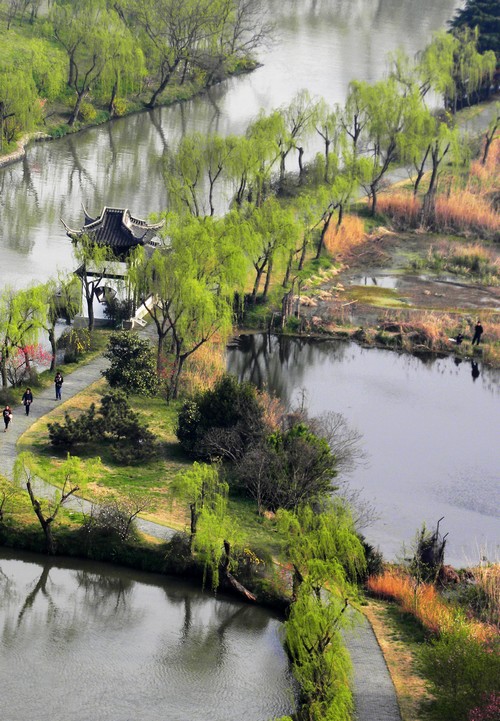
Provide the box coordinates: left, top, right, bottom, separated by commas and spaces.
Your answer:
0, 355, 401, 721
345, 613, 402, 721
0, 355, 172, 540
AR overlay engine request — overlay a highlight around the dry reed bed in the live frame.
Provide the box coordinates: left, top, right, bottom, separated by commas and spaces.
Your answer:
367, 568, 497, 643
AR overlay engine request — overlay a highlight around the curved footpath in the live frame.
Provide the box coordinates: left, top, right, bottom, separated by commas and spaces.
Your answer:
0, 355, 401, 721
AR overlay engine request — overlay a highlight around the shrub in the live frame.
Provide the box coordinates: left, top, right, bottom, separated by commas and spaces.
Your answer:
102, 331, 158, 396
176, 373, 268, 459
48, 404, 98, 447
78, 100, 97, 123
469, 692, 500, 721
103, 297, 135, 328
48, 390, 157, 463
57, 327, 91, 363
420, 627, 500, 721
111, 97, 129, 117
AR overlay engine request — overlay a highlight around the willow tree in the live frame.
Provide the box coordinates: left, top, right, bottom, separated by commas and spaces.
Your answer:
355, 78, 423, 215
49, 1, 135, 125
449, 0, 500, 58
72, 234, 117, 331
129, 212, 247, 397
315, 100, 342, 183
42, 275, 80, 371
0, 285, 47, 388
164, 133, 237, 217
0, 56, 41, 151
245, 197, 302, 302
421, 123, 463, 226
172, 462, 256, 600
277, 502, 365, 721
418, 29, 496, 112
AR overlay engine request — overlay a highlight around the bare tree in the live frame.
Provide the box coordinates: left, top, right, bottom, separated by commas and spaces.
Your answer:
14, 453, 80, 555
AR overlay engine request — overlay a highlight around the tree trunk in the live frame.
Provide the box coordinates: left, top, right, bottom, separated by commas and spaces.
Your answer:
68, 89, 87, 127
315, 210, 333, 259
85, 287, 95, 331
48, 327, 56, 372
298, 234, 308, 271
282, 251, 294, 287
298, 146, 305, 181
482, 119, 499, 165
370, 183, 378, 216
262, 257, 273, 301
108, 79, 118, 116
147, 60, 180, 108
26, 480, 56, 555
223, 540, 256, 602
251, 264, 265, 304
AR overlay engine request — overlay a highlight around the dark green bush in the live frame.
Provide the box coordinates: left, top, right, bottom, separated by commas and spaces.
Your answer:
176, 373, 267, 459
48, 390, 157, 463
419, 627, 500, 721
102, 331, 158, 396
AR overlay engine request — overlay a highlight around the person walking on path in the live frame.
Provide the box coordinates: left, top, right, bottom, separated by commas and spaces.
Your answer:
472, 320, 484, 346
3, 405, 12, 432
54, 371, 64, 400
21, 387, 33, 416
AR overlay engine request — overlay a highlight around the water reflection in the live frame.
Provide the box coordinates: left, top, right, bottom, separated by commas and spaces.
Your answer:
0, 550, 294, 721
0, 0, 460, 290
228, 335, 500, 565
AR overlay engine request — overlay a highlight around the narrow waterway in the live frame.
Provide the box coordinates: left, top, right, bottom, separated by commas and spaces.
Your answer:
0, 0, 461, 290
227, 335, 500, 567
0, 548, 296, 721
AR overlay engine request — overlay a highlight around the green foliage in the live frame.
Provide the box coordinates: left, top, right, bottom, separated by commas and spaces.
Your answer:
277, 502, 366, 592
171, 461, 235, 590
284, 586, 354, 721
48, 404, 98, 447
237, 422, 338, 512
176, 373, 267, 459
419, 29, 496, 112
419, 625, 500, 720
57, 327, 91, 363
102, 331, 159, 396
0, 285, 47, 388
48, 390, 157, 463
449, 0, 500, 58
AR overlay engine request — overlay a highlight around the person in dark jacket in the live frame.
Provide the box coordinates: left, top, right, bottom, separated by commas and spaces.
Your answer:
3, 405, 12, 432
54, 372, 64, 400
472, 320, 484, 346
21, 388, 33, 416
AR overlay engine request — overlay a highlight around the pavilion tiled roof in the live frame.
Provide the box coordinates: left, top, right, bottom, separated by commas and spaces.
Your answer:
61, 206, 165, 254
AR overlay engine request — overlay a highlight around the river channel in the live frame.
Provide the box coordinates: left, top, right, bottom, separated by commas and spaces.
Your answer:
0, 0, 462, 290
227, 334, 500, 567
0, 548, 295, 721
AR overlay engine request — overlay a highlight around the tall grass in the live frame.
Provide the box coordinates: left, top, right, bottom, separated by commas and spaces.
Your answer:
470, 563, 500, 630
367, 568, 493, 642
378, 138, 500, 239
324, 215, 365, 256
412, 241, 500, 283
434, 191, 499, 239
377, 192, 499, 239
178, 340, 225, 397
376, 194, 421, 230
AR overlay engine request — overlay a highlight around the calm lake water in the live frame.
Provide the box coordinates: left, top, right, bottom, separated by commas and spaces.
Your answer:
0, 548, 295, 721
0, 0, 461, 290
227, 335, 500, 567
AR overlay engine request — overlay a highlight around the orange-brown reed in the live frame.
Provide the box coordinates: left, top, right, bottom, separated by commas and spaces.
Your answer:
324, 214, 365, 257
367, 568, 493, 642
179, 339, 226, 397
